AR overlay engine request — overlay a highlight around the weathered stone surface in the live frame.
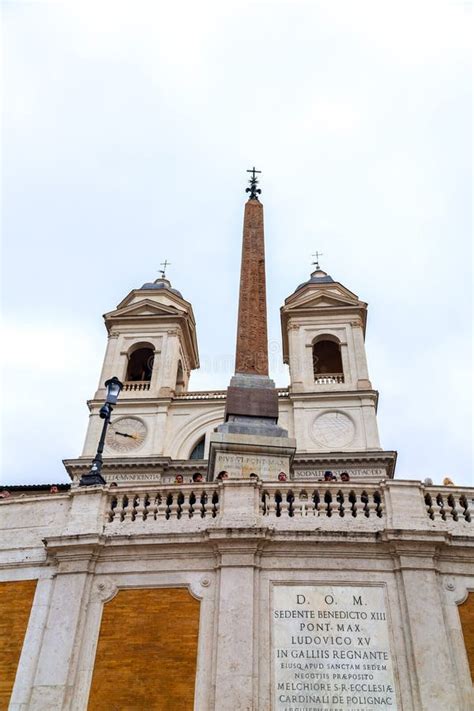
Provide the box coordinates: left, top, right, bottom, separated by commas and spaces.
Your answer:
235, 198, 269, 376
0, 481, 473, 710
208, 431, 296, 481
225, 385, 279, 419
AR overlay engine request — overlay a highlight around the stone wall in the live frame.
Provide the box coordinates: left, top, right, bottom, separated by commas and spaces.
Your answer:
0, 480, 472, 710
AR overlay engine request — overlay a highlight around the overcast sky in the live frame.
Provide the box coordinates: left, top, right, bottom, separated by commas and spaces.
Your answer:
1, 0, 472, 486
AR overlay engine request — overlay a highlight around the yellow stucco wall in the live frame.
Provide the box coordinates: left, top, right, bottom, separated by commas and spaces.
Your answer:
0, 579, 37, 710
88, 587, 200, 711
459, 592, 474, 683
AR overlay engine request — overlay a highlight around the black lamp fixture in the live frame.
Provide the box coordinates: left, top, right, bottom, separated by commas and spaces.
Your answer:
79, 376, 123, 487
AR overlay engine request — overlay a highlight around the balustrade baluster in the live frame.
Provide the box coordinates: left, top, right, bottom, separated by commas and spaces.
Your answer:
460, 495, 471, 522
373, 491, 384, 518
286, 491, 295, 517
429, 493, 443, 519
148, 494, 158, 521
425, 493, 435, 519
188, 492, 196, 518
447, 494, 458, 521
266, 492, 277, 517
168, 494, 179, 519
324, 489, 335, 517
295, 491, 308, 517
436, 494, 447, 520
279, 492, 289, 517
135, 495, 146, 521
348, 490, 358, 517
108, 496, 117, 522
120, 494, 130, 521
156, 493, 168, 520
211, 491, 219, 518
180, 491, 191, 518
360, 491, 370, 517
130, 495, 140, 521
200, 491, 209, 518
365, 492, 378, 518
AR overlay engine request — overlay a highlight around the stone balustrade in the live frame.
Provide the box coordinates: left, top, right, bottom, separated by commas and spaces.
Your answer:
261, 483, 383, 520
424, 486, 472, 522
174, 390, 227, 400
174, 388, 290, 400
106, 484, 219, 524
314, 373, 344, 384
123, 381, 151, 391
1, 481, 471, 545
99, 480, 473, 533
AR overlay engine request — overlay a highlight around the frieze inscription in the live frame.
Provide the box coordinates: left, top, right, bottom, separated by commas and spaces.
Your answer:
273, 585, 398, 710
215, 452, 290, 480
293, 469, 386, 481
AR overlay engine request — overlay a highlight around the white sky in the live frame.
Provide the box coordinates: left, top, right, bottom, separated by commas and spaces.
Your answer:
1, 0, 472, 486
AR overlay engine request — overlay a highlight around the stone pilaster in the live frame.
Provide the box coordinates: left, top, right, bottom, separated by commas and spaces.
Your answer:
28, 535, 104, 711
212, 539, 261, 711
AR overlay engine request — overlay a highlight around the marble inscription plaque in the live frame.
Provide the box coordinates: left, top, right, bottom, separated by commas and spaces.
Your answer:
273, 585, 397, 711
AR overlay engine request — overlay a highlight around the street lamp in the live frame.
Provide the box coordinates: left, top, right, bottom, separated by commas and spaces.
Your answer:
79, 376, 123, 487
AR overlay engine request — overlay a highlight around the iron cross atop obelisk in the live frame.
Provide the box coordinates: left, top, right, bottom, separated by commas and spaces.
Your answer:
246, 166, 262, 200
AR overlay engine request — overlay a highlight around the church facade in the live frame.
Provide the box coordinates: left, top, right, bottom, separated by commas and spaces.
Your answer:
0, 179, 473, 711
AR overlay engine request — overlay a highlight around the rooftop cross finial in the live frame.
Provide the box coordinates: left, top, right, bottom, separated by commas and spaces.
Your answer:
246, 166, 262, 200
159, 259, 171, 278
312, 251, 324, 270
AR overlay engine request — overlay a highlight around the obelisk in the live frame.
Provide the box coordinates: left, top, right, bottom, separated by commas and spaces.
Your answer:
234, 194, 269, 377
221, 168, 285, 435
208, 169, 295, 481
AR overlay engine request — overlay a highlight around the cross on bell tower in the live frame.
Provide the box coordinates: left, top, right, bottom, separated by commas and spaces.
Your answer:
312, 251, 324, 270
159, 259, 171, 278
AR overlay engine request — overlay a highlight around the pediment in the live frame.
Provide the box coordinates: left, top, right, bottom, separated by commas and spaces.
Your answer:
104, 298, 183, 321
284, 285, 363, 312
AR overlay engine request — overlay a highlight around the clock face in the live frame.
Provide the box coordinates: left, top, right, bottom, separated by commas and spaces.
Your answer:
106, 417, 147, 452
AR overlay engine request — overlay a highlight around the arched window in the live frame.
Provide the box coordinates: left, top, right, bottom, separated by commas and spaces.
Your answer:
126, 345, 154, 382
189, 436, 205, 460
313, 338, 344, 383
175, 360, 185, 394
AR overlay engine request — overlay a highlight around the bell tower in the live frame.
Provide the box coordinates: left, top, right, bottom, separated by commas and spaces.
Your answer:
281, 264, 381, 453
81, 274, 199, 460
96, 275, 198, 398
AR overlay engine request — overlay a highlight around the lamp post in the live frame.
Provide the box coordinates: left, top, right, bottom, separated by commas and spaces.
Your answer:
79, 376, 123, 487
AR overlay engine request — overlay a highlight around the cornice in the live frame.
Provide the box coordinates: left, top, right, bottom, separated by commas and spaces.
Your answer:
64, 449, 397, 482
86, 388, 290, 411
288, 388, 379, 405
63, 456, 208, 481
293, 450, 397, 464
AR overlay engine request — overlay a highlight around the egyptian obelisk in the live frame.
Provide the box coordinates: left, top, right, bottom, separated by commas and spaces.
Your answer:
209, 169, 295, 479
